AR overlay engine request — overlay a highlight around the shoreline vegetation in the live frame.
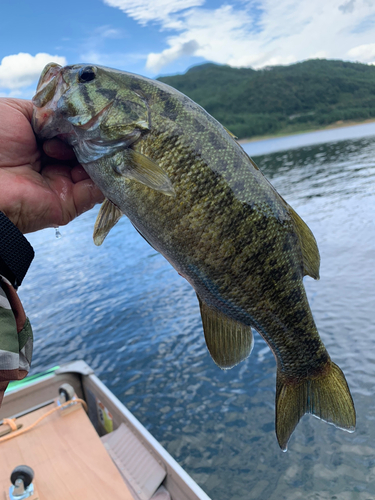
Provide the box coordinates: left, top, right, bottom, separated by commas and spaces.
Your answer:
158, 59, 375, 141
237, 117, 375, 144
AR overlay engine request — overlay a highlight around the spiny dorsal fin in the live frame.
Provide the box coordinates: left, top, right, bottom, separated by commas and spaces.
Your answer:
288, 206, 320, 279
275, 361, 356, 451
93, 198, 123, 246
198, 296, 254, 369
110, 149, 175, 196
223, 126, 238, 140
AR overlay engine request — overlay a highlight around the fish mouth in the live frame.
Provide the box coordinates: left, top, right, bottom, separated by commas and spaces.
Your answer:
33, 62, 62, 106
32, 63, 114, 141
32, 63, 69, 139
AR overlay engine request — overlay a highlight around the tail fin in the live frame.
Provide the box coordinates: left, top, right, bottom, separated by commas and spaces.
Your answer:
275, 361, 356, 451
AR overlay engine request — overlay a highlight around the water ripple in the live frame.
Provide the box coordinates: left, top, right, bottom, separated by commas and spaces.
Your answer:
18, 125, 375, 500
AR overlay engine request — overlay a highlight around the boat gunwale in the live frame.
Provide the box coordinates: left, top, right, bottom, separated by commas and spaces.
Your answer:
1, 361, 212, 500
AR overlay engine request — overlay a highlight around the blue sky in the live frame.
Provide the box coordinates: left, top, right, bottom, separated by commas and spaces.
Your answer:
1, 0, 375, 98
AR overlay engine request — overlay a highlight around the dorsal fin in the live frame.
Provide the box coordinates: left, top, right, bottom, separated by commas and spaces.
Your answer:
223, 126, 238, 140
288, 206, 320, 279
198, 296, 253, 369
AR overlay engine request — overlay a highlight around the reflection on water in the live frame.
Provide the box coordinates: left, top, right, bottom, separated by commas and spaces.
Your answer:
255, 138, 375, 203
19, 125, 375, 500
242, 122, 375, 156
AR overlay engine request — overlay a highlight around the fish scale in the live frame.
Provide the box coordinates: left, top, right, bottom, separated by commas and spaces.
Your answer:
32, 63, 355, 450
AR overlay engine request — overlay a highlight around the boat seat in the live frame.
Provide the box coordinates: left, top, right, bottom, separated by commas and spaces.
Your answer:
150, 485, 171, 499
101, 422, 169, 500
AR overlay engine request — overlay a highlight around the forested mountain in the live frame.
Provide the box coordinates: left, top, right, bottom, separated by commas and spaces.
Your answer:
158, 59, 375, 139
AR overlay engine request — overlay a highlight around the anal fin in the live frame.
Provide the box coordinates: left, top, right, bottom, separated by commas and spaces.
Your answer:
198, 296, 253, 369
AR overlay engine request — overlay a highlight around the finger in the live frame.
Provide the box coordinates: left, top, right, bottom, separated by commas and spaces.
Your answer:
73, 179, 105, 216
70, 164, 91, 183
2, 98, 33, 121
43, 139, 76, 160
45, 163, 101, 187
43, 164, 104, 222
42, 163, 73, 179
62, 164, 105, 203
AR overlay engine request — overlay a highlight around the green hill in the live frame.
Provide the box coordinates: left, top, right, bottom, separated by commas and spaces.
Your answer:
158, 59, 375, 139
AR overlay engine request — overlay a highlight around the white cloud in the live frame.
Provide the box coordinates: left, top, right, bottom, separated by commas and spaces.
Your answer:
79, 51, 100, 64
147, 40, 199, 72
309, 51, 329, 60
0, 52, 67, 90
79, 50, 147, 69
145, 4, 256, 70
95, 26, 123, 38
348, 43, 375, 63
103, 0, 204, 26
79, 25, 128, 66
339, 0, 356, 14
105, 0, 375, 73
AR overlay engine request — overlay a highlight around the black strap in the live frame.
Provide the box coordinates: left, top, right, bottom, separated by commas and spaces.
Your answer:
0, 212, 34, 289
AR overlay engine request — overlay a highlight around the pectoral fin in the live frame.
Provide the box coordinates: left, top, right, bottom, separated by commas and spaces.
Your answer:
93, 198, 123, 246
289, 206, 320, 280
110, 150, 175, 196
198, 296, 253, 369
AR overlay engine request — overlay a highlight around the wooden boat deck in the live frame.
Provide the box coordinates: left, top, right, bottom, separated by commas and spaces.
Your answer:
0, 362, 211, 500
0, 401, 134, 500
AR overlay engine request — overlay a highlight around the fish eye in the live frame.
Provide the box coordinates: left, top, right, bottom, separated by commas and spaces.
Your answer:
78, 66, 97, 83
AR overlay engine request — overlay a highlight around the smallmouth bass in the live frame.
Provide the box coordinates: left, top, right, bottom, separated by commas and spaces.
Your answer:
32, 63, 355, 450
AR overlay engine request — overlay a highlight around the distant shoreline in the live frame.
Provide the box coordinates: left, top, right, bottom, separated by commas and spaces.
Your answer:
237, 118, 375, 144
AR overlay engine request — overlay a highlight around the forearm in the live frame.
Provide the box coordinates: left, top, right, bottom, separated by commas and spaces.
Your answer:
0, 212, 34, 404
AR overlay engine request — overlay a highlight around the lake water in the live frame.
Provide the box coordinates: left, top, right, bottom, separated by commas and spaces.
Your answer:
19, 123, 375, 500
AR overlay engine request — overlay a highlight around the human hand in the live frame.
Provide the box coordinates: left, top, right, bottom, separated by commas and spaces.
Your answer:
0, 98, 104, 234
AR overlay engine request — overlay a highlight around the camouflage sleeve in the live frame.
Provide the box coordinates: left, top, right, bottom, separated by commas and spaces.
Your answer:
0, 212, 34, 404
0, 277, 33, 406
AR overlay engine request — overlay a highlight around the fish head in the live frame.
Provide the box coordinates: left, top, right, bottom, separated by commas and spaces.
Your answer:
32, 63, 150, 163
